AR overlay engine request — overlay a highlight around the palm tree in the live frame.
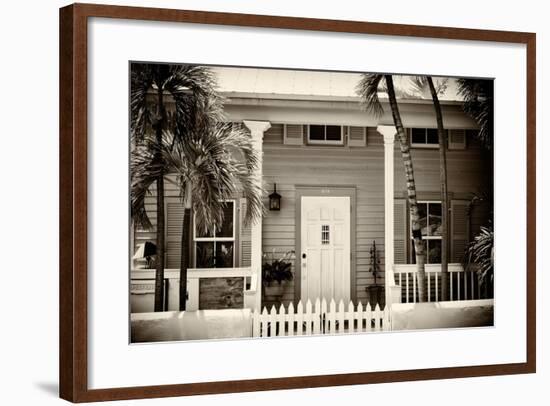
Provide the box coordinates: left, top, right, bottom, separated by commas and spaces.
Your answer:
132, 124, 264, 310
425, 77, 450, 301
408, 76, 451, 301
357, 74, 428, 302
130, 64, 222, 311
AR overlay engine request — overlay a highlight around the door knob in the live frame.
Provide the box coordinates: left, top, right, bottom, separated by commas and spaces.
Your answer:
302, 253, 306, 259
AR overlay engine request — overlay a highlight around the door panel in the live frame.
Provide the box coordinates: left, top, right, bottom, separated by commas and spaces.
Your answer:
301, 196, 351, 304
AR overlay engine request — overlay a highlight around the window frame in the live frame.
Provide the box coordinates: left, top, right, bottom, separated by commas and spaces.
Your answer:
193, 199, 236, 268
307, 124, 344, 145
410, 128, 440, 149
409, 200, 443, 264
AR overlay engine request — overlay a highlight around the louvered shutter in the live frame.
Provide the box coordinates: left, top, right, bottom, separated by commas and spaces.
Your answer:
239, 198, 252, 267
451, 200, 469, 262
348, 126, 367, 147
448, 129, 467, 150
165, 198, 185, 269
284, 124, 304, 145
394, 199, 408, 264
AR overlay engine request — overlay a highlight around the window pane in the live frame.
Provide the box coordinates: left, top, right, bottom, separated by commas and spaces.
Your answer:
416, 203, 428, 236
196, 242, 215, 268
217, 202, 234, 237
428, 203, 442, 236
410, 240, 428, 264
427, 240, 442, 264
309, 125, 325, 140
411, 128, 426, 144
427, 129, 439, 144
196, 226, 214, 238
215, 242, 234, 268
325, 125, 342, 141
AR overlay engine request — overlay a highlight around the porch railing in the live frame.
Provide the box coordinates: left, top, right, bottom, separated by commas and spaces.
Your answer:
131, 267, 259, 312
393, 263, 482, 303
252, 298, 390, 337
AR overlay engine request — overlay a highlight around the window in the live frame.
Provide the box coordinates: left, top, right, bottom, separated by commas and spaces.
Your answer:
410, 201, 442, 264
307, 125, 344, 145
321, 225, 330, 245
194, 201, 235, 268
410, 128, 439, 148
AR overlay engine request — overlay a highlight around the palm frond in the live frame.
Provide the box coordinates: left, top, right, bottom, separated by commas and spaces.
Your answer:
130, 134, 165, 229
457, 78, 494, 149
158, 122, 264, 235
465, 226, 494, 286
356, 74, 385, 117
130, 63, 154, 143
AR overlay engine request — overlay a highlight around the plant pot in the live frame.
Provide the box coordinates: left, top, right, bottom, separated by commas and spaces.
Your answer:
367, 284, 384, 308
263, 281, 287, 298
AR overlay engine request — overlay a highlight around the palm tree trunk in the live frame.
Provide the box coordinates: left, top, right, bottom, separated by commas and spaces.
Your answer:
153, 80, 166, 312
427, 77, 449, 301
179, 185, 191, 310
385, 75, 427, 302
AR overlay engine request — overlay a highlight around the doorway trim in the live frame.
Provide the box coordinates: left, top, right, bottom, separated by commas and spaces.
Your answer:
294, 185, 357, 305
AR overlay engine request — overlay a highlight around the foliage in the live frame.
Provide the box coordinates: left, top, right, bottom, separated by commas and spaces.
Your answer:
262, 250, 294, 285
369, 240, 381, 285
131, 123, 264, 236
356, 74, 385, 117
466, 226, 494, 287
457, 78, 494, 149
130, 64, 225, 230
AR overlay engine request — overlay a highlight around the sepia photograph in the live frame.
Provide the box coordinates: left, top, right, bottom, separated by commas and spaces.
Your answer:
129, 63, 494, 343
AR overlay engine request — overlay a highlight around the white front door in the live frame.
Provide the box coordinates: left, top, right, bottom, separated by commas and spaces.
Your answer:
301, 196, 351, 304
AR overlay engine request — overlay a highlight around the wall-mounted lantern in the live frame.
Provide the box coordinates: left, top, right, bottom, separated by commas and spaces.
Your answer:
269, 183, 281, 211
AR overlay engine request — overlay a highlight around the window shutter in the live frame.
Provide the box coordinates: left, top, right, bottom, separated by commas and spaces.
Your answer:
451, 200, 469, 262
394, 199, 408, 264
239, 198, 252, 267
165, 198, 185, 269
284, 124, 304, 145
348, 126, 367, 147
448, 129, 467, 150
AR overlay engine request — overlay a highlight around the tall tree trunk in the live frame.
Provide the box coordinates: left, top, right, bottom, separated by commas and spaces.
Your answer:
153, 78, 166, 312
427, 77, 449, 301
385, 75, 427, 302
179, 185, 191, 311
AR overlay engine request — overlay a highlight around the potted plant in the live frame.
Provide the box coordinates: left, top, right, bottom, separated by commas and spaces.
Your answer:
262, 250, 294, 298
367, 240, 384, 307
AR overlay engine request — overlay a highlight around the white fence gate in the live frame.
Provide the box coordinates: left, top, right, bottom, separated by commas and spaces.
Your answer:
252, 298, 389, 338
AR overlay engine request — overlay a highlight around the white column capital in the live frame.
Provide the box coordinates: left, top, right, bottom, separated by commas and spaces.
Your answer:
243, 120, 271, 138
377, 125, 396, 144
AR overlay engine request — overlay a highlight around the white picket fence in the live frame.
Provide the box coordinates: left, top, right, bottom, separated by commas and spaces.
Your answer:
252, 298, 389, 338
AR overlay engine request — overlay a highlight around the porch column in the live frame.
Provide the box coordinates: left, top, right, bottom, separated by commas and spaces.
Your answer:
378, 125, 396, 307
243, 120, 271, 311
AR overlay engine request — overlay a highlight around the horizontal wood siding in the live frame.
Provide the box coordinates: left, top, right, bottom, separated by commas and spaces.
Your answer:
262, 125, 381, 307
262, 126, 491, 308
133, 125, 491, 309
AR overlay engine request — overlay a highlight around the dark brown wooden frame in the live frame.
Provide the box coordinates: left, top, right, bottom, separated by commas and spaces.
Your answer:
59, 3, 536, 402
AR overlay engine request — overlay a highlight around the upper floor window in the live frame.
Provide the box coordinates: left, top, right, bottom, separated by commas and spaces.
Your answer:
307, 125, 344, 145
411, 128, 439, 148
194, 201, 235, 268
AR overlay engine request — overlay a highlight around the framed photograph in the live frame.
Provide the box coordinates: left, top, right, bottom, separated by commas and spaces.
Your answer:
59, 3, 536, 402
